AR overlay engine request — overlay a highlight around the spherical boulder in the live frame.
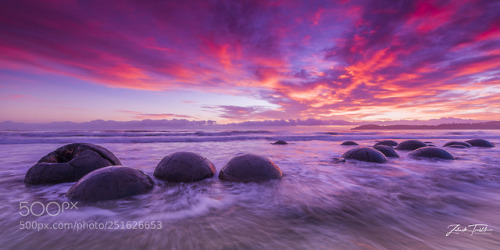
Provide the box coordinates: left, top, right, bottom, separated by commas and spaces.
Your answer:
373, 145, 399, 158
154, 152, 215, 182
25, 143, 121, 185
66, 166, 154, 202
219, 154, 283, 182
408, 147, 455, 160
341, 147, 387, 163
272, 140, 288, 145
341, 141, 358, 146
443, 141, 472, 148
465, 139, 495, 148
395, 140, 427, 151
374, 140, 398, 147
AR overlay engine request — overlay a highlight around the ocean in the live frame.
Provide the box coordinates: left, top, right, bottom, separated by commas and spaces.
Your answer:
0, 127, 499, 249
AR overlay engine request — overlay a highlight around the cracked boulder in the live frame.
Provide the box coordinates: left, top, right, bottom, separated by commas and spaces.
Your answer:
219, 154, 283, 182
67, 166, 154, 202
154, 152, 215, 182
342, 147, 387, 163
25, 143, 121, 185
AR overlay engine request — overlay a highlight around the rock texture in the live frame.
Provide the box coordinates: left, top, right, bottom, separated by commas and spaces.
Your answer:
341, 141, 359, 146
395, 140, 427, 151
66, 166, 154, 202
443, 141, 472, 148
25, 143, 121, 185
219, 154, 283, 182
373, 145, 399, 158
465, 139, 495, 147
374, 140, 398, 147
408, 147, 455, 160
341, 147, 387, 163
154, 152, 215, 182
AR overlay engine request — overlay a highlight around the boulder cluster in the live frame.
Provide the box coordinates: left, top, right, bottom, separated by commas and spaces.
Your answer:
25, 143, 283, 202
338, 138, 494, 163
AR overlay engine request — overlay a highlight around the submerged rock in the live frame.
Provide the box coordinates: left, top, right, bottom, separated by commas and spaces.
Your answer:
219, 154, 283, 182
395, 140, 427, 151
66, 166, 154, 202
154, 152, 215, 182
272, 140, 288, 145
374, 140, 398, 147
408, 147, 455, 160
443, 141, 472, 148
373, 145, 399, 158
465, 139, 495, 148
25, 143, 121, 185
341, 147, 387, 163
341, 141, 359, 146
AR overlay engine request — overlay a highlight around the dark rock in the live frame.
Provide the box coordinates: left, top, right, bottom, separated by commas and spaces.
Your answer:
154, 152, 215, 182
448, 145, 467, 148
374, 140, 398, 147
341, 147, 387, 163
25, 143, 121, 185
465, 139, 495, 148
219, 154, 283, 182
395, 140, 427, 151
443, 141, 472, 148
373, 145, 399, 158
67, 166, 154, 202
408, 147, 455, 160
272, 140, 288, 145
341, 141, 358, 146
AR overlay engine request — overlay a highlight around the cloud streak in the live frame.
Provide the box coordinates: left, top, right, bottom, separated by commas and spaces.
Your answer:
1, 0, 499, 122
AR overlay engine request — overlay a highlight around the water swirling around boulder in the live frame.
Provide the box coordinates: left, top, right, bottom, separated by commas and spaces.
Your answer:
408, 147, 455, 160
341, 147, 387, 163
374, 140, 398, 147
443, 141, 472, 148
395, 140, 427, 151
373, 145, 399, 158
24, 143, 121, 185
66, 166, 154, 202
341, 141, 358, 146
219, 154, 283, 182
154, 152, 215, 182
465, 139, 495, 148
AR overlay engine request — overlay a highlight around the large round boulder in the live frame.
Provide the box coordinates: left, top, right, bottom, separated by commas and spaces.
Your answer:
154, 152, 215, 182
443, 141, 472, 148
341, 147, 387, 163
395, 140, 427, 151
219, 154, 283, 182
465, 139, 495, 148
408, 147, 455, 160
341, 141, 358, 146
373, 145, 399, 158
374, 140, 398, 147
25, 143, 121, 185
66, 166, 154, 202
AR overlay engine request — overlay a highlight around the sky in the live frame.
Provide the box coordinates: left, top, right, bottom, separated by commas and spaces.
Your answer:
1, 0, 499, 123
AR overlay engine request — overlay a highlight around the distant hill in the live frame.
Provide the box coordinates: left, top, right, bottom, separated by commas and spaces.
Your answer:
352, 121, 500, 130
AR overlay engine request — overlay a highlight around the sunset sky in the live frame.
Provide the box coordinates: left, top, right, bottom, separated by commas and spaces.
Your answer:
1, 0, 499, 123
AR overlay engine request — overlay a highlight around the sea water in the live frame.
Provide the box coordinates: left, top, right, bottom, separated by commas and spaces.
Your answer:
0, 127, 499, 249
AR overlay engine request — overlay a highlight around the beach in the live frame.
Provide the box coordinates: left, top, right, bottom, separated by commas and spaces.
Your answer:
0, 127, 499, 249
